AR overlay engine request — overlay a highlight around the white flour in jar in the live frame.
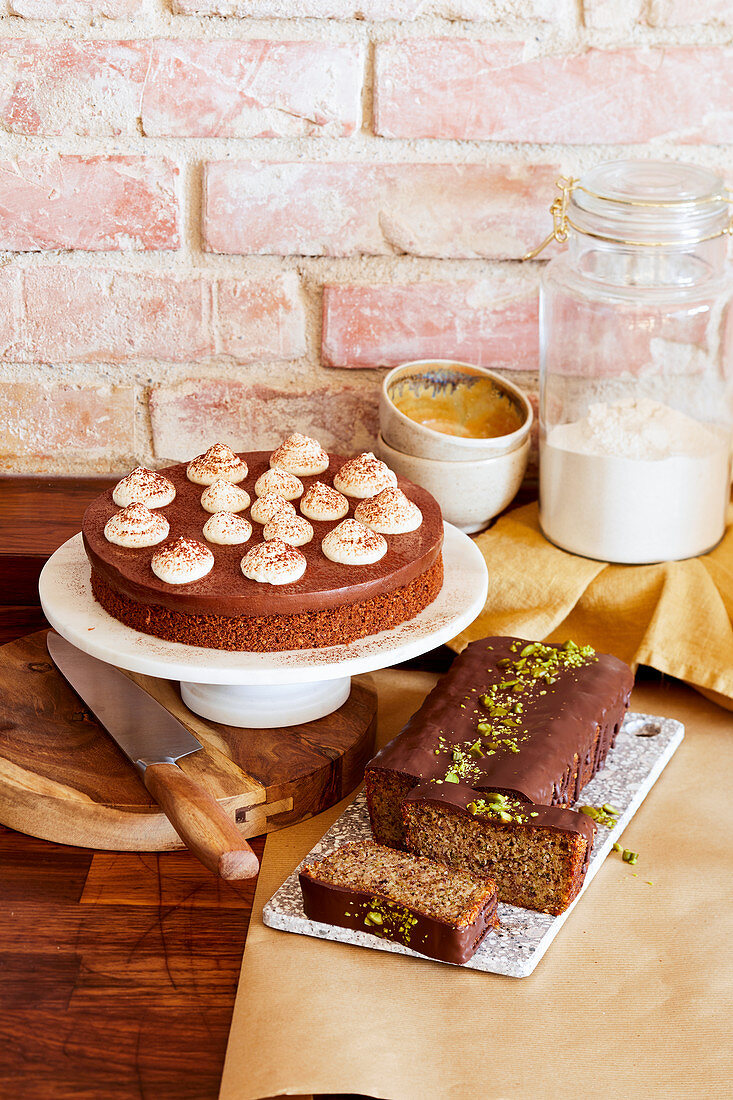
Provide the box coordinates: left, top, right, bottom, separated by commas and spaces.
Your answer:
540, 397, 731, 563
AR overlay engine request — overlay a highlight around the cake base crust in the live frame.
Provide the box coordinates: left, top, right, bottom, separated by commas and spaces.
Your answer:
90, 555, 443, 652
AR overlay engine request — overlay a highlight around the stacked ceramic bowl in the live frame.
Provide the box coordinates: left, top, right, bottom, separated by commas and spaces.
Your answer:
378, 360, 533, 534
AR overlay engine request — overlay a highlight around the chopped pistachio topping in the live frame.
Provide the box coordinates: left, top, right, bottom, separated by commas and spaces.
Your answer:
362, 898, 418, 943
511, 638, 597, 673
466, 793, 534, 825
430, 639, 598, 785
432, 737, 484, 785
622, 849, 639, 865
579, 803, 619, 828
472, 639, 597, 761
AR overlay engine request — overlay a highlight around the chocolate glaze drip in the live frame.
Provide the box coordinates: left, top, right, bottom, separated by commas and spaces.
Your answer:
299, 871, 498, 966
367, 636, 633, 808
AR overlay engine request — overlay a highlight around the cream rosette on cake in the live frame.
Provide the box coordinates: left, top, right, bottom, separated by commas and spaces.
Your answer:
333, 453, 398, 499
187, 443, 248, 486
112, 467, 176, 509
270, 434, 329, 477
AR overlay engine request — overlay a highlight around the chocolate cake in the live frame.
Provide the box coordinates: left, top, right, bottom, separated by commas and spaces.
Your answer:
82, 439, 444, 651
299, 840, 499, 965
365, 636, 633, 913
402, 783, 596, 916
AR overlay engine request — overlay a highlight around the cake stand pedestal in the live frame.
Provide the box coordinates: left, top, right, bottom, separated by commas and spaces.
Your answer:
179, 678, 352, 728
38, 523, 488, 729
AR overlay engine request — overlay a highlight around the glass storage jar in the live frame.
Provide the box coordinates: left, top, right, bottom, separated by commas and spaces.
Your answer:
537, 159, 732, 564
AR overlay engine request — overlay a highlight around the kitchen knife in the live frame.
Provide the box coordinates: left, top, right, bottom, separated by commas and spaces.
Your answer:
46, 631, 259, 881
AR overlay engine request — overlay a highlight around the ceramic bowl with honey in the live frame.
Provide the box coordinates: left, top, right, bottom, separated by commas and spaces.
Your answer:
380, 360, 532, 462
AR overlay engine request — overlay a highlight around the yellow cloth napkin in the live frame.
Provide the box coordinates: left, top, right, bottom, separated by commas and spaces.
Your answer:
450, 502, 733, 705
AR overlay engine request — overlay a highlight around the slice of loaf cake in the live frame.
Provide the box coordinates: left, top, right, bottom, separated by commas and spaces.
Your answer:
402, 783, 596, 916
299, 840, 499, 964
365, 636, 633, 850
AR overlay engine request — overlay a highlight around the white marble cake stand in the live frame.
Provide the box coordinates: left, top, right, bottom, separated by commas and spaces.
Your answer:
38, 524, 488, 728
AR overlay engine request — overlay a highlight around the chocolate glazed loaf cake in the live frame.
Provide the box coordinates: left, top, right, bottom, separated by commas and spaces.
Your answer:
402, 783, 596, 916
365, 637, 633, 912
299, 841, 499, 965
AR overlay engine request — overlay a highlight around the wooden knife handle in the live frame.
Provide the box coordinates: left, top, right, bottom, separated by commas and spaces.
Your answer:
143, 761, 260, 880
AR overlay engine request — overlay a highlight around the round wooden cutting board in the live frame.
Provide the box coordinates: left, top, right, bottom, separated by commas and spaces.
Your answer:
0, 630, 377, 851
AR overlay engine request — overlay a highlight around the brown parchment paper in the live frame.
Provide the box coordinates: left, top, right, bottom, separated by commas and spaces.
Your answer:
220, 669, 733, 1100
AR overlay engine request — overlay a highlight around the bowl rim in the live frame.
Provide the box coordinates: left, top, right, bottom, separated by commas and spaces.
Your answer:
377, 430, 530, 470
381, 359, 533, 453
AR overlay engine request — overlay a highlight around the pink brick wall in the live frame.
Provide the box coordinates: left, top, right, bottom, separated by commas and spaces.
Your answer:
0, 2, 730, 474
375, 42, 733, 143
203, 162, 559, 259
0, 156, 179, 251
322, 282, 539, 370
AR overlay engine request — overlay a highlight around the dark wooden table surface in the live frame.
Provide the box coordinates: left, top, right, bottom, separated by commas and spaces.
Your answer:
0, 479, 400, 1100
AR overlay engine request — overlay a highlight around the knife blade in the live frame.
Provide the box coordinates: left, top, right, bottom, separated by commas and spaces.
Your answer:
46, 631, 259, 881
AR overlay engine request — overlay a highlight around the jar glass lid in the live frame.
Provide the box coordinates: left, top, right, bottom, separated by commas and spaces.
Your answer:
569, 160, 730, 246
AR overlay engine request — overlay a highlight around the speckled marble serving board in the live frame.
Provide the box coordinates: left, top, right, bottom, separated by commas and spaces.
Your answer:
263, 712, 684, 977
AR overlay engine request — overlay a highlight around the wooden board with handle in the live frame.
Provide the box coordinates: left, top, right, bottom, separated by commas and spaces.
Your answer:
0, 630, 377, 851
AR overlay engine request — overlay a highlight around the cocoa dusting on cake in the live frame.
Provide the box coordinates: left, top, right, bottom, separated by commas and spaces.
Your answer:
333, 452, 398, 498
262, 511, 314, 547
241, 538, 307, 586
201, 480, 251, 514
202, 511, 252, 546
104, 503, 169, 548
321, 519, 387, 565
300, 481, 349, 522
250, 493, 296, 525
270, 433, 329, 477
150, 537, 215, 585
187, 443, 248, 485
158, 537, 210, 566
354, 487, 423, 534
254, 467, 304, 500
